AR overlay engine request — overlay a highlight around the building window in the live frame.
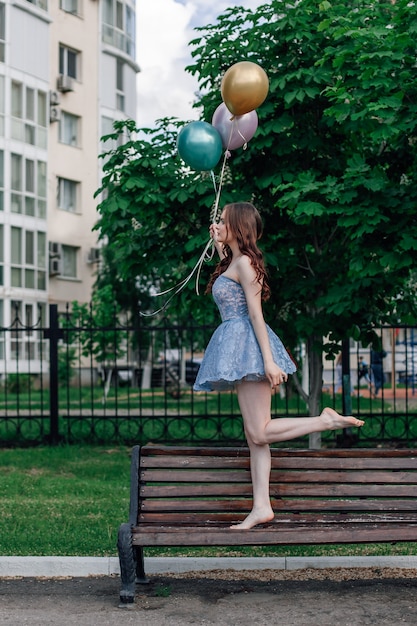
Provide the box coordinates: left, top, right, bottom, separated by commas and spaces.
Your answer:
101, 115, 124, 149
58, 177, 79, 212
125, 3, 135, 57
59, 44, 79, 80
10, 300, 46, 361
0, 149, 3, 212
59, 111, 79, 147
25, 230, 36, 288
11, 82, 47, 149
25, 1, 48, 10
60, 0, 81, 15
62, 245, 77, 278
25, 159, 35, 216
11, 154, 22, 214
37, 91, 47, 148
25, 87, 36, 145
0, 299, 3, 358
37, 232, 46, 289
0, 76, 4, 136
11, 82, 23, 118
101, 115, 114, 138
102, 0, 135, 59
10, 155, 47, 218
0, 224, 3, 286
37, 161, 47, 218
11, 227, 22, 287
0, 3, 5, 63
11, 227, 47, 290
38, 92, 47, 126
116, 59, 125, 111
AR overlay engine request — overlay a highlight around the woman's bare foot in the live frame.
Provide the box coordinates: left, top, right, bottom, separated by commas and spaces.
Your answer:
320, 407, 364, 430
230, 507, 274, 530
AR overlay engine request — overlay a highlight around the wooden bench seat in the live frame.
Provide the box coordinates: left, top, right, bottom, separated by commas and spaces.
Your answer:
117, 445, 417, 605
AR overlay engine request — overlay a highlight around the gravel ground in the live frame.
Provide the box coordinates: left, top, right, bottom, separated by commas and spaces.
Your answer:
1, 568, 417, 625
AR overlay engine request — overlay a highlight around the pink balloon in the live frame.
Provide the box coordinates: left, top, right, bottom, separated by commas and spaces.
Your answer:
212, 103, 258, 150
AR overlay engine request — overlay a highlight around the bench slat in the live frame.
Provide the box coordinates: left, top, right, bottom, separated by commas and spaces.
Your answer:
138, 511, 417, 524
141, 468, 417, 484
140, 450, 417, 471
141, 446, 417, 459
141, 455, 417, 471
140, 482, 417, 498
131, 523, 417, 547
139, 498, 417, 514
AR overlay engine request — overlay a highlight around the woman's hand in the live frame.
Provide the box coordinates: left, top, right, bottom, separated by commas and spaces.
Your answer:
210, 223, 224, 257
265, 362, 288, 390
209, 223, 219, 241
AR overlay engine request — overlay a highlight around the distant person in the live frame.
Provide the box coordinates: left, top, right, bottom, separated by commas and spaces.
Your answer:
357, 356, 371, 386
335, 353, 343, 394
370, 349, 387, 396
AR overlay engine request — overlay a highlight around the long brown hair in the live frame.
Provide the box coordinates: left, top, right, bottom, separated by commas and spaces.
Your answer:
206, 202, 271, 301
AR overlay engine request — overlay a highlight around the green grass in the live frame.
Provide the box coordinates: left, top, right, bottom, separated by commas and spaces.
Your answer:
0, 385, 390, 417
0, 386, 307, 412
0, 445, 130, 556
0, 445, 416, 558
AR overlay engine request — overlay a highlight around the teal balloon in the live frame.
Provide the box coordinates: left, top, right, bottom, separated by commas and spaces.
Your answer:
177, 121, 223, 171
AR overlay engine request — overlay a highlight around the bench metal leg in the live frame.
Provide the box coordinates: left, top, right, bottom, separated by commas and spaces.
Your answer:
117, 523, 136, 606
135, 546, 150, 584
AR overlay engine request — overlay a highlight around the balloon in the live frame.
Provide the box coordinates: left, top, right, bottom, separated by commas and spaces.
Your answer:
177, 121, 223, 171
212, 103, 258, 150
221, 61, 269, 116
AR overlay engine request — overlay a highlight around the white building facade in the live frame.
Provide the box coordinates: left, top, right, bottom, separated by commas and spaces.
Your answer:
0, 0, 138, 364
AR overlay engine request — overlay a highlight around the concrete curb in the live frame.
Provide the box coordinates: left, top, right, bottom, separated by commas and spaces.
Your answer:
1, 555, 417, 578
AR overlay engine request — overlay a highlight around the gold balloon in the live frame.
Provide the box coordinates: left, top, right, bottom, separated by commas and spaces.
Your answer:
221, 61, 269, 116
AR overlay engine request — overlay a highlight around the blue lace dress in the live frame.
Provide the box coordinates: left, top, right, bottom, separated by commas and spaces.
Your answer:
193, 275, 296, 391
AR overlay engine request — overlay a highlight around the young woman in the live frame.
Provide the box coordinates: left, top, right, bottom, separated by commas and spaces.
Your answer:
193, 202, 364, 530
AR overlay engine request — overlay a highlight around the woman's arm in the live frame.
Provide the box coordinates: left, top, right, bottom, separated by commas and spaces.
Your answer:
237, 256, 287, 388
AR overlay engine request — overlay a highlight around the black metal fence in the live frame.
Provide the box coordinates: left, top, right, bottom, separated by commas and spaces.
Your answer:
1, 304, 417, 447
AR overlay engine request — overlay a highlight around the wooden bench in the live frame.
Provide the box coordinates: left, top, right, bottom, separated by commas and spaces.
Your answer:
117, 444, 417, 605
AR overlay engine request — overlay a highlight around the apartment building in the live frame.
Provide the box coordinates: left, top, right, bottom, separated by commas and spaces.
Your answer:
0, 0, 138, 363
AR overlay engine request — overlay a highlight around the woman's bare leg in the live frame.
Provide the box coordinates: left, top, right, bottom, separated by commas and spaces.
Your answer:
231, 380, 364, 530
230, 435, 275, 530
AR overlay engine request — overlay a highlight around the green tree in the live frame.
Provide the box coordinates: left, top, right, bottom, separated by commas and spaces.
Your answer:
95, 118, 226, 324
95, 0, 417, 430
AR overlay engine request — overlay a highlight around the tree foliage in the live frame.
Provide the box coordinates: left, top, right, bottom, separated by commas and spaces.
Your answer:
95, 0, 417, 412
95, 118, 230, 323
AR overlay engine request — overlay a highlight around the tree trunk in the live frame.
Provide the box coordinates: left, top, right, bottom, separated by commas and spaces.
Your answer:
307, 335, 324, 449
141, 341, 153, 390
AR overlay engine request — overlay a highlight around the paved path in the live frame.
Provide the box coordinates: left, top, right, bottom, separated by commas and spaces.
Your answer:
1, 571, 417, 625
1, 557, 417, 625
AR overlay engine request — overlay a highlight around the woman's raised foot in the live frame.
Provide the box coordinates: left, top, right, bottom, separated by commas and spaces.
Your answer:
320, 407, 364, 430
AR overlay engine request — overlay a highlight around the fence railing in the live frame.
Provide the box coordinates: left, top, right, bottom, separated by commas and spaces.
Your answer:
0, 304, 416, 447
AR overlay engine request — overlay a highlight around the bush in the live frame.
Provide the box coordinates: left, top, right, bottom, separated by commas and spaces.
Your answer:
58, 346, 77, 385
6, 373, 32, 394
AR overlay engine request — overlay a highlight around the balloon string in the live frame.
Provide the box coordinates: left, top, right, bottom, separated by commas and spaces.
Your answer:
140, 238, 214, 317
141, 142, 231, 317
237, 128, 248, 150
232, 117, 248, 151
210, 145, 229, 223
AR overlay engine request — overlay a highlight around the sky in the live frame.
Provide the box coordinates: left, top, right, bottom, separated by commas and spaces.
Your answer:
135, 0, 265, 129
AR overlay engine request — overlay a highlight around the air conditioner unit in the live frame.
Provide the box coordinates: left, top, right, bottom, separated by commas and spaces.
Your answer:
87, 247, 100, 264
57, 74, 74, 93
50, 90, 61, 106
50, 107, 61, 123
49, 257, 63, 276
49, 242, 62, 257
